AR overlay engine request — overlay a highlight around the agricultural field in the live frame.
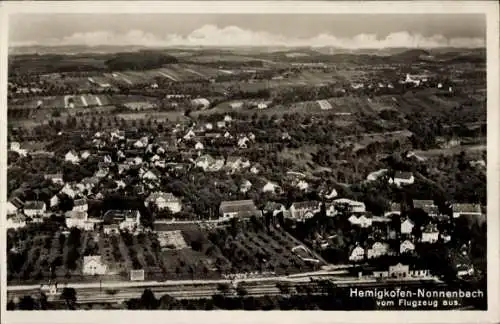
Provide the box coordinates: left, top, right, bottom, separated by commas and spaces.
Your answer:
7, 227, 103, 284
208, 223, 323, 275
7, 219, 319, 283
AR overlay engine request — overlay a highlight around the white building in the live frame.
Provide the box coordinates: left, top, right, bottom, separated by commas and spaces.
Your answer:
401, 219, 415, 235
389, 171, 414, 187
23, 201, 46, 218
333, 198, 366, 213
6, 216, 27, 230
452, 203, 482, 218
262, 182, 280, 193
349, 246, 365, 262
65, 211, 88, 229
6, 202, 18, 216
400, 240, 415, 254
72, 198, 88, 212
146, 192, 182, 214
367, 242, 389, 259
82, 256, 107, 276
65, 151, 80, 164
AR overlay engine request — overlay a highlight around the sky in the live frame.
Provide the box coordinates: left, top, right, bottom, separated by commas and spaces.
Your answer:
9, 13, 486, 49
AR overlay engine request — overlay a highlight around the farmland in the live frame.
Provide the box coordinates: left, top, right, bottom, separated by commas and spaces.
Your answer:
7, 219, 316, 284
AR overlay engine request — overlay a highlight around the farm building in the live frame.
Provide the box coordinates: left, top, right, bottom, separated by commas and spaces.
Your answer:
219, 200, 262, 219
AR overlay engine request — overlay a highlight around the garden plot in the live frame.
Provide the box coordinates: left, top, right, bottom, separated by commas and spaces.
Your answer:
158, 230, 189, 250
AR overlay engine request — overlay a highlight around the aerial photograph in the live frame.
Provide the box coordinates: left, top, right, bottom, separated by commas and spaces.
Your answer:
6, 12, 487, 311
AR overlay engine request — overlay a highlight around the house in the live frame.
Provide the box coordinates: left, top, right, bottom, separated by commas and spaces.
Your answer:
95, 168, 109, 179
229, 102, 243, 109
105, 209, 141, 232
133, 137, 149, 149
72, 198, 88, 212
262, 181, 280, 194
217, 121, 226, 129
384, 202, 402, 217
366, 169, 388, 182
263, 202, 287, 216
238, 136, 250, 149
456, 264, 475, 278
205, 123, 214, 130
413, 200, 439, 217
333, 198, 366, 214
183, 129, 196, 140
49, 195, 59, 208
7, 215, 27, 229
289, 201, 321, 221
295, 180, 309, 191
141, 168, 159, 182
103, 224, 120, 235
82, 256, 108, 276
225, 156, 246, 171
81, 151, 91, 160
65, 150, 80, 164
257, 102, 268, 110
44, 173, 64, 185
349, 246, 365, 262
367, 242, 389, 259
452, 203, 482, 218
23, 201, 46, 217
195, 154, 216, 171
146, 192, 182, 213
223, 131, 232, 138
130, 269, 145, 281
421, 224, 440, 243
191, 98, 210, 110
350, 215, 373, 228
323, 188, 338, 200
240, 180, 252, 193
219, 200, 261, 219
65, 211, 88, 229
194, 141, 204, 151
6, 201, 19, 216
224, 115, 232, 122
389, 263, 410, 278
60, 184, 77, 198
400, 240, 415, 254
401, 218, 414, 235
389, 171, 414, 187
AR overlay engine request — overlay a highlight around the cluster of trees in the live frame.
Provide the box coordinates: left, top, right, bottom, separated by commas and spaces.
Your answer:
105, 52, 178, 71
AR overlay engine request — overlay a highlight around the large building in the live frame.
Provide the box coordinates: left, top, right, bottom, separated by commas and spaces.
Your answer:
219, 200, 261, 219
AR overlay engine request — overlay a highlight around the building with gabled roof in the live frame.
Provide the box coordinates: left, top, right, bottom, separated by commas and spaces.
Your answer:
452, 203, 482, 218
289, 201, 321, 221
219, 200, 261, 220
146, 192, 182, 213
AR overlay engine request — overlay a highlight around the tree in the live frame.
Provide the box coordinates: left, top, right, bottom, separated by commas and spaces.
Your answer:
140, 288, 159, 309
276, 281, 291, 295
236, 285, 248, 297
60, 287, 77, 309
18, 295, 36, 310
216, 283, 231, 295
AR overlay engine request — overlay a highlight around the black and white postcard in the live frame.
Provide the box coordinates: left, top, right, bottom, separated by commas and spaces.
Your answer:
1, 1, 499, 324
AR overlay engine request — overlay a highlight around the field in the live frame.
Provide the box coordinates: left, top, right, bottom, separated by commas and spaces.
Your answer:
8, 94, 111, 110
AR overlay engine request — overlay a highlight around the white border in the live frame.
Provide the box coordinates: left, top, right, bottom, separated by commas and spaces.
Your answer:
1, 2, 499, 324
